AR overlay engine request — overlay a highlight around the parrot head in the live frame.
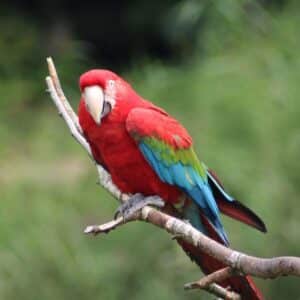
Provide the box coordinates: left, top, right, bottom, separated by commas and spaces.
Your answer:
79, 69, 138, 125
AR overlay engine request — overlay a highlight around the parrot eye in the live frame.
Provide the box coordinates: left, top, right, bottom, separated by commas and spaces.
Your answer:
102, 101, 112, 118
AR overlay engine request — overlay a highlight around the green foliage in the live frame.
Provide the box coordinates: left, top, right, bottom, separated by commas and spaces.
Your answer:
0, 13, 90, 122
1, 3, 300, 300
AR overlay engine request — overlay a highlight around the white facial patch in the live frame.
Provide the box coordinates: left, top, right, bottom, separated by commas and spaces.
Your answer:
105, 80, 116, 109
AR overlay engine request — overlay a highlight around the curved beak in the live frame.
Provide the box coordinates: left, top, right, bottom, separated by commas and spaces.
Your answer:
83, 86, 104, 125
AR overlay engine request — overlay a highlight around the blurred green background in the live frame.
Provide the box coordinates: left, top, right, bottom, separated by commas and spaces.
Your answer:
0, 0, 299, 299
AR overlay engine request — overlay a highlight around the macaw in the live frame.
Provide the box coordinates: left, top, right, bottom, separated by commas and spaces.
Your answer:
78, 69, 266, 300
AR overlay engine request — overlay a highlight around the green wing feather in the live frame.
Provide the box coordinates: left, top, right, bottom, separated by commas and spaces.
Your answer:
142, 136, 207, 179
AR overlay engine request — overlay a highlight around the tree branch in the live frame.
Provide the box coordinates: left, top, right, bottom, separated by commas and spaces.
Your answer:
45, 57, 300, 300
184, 267, 238, 290
184, 266, 242, 299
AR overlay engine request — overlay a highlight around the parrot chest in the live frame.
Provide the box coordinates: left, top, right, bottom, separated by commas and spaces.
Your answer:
87, 121, 182, 203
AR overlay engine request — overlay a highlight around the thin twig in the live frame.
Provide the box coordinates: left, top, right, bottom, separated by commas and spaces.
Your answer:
204, 283, 240, 300
47, 57, 82, 133
185, 267, 236, 289
46, 76, 92, 156
84, 217, 125, 234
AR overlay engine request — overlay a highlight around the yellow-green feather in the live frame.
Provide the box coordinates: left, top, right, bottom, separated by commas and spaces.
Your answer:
142, 136, 206, 179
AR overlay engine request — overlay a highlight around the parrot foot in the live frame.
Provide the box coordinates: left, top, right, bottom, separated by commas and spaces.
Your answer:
114, 193, 164, 221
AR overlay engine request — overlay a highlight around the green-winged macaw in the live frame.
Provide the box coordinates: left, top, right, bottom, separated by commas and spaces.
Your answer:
78, 69, 266, 300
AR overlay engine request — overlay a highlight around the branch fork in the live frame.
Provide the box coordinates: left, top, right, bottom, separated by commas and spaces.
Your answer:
46, 57, 300, 300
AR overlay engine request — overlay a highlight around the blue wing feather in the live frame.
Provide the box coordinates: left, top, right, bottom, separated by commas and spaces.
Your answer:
139, 141, 229, 244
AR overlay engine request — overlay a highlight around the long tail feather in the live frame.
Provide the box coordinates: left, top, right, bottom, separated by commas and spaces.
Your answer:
207, 169, 267, 233
218, 198, 267, 232
176, 212, 264, 300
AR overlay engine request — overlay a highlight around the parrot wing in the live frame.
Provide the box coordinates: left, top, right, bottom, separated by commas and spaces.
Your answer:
126, 106, 228, 244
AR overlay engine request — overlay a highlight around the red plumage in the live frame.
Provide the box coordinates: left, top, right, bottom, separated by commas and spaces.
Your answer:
78, 70, 265, 299
177, 213, 264, 300
78, 98, 182, 203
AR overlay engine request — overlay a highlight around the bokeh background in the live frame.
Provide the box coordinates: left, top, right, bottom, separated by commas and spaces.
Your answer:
0, 0, 299, 299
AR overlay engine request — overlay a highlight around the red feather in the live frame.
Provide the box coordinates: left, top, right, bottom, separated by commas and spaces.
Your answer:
177, 212, 264, 300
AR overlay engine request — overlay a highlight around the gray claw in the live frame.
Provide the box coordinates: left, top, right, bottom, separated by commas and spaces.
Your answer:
114, 194, 164, 221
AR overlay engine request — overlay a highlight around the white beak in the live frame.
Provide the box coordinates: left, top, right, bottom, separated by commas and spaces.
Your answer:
83, 85, 104, 125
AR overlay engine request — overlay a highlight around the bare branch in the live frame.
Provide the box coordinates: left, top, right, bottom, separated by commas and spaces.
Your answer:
45, 57, 300, 300
184, 266, 241, 299
201, 283, 241, 300
84, 217, 126, 234
136, 206, 300, 278
46, 76, 92, 157
47, 57, 81, 133
184, 267, 237, 290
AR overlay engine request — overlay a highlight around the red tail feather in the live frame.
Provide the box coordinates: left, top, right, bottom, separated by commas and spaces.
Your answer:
208, 169, 267, 233
218, 198, 267, 232
177, 213, 264, 300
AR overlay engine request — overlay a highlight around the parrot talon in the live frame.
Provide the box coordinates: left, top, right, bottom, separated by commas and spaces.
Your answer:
114, 193, 164, 221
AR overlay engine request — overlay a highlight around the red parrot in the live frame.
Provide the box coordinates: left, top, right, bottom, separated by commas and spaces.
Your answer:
78, 69, 266, 299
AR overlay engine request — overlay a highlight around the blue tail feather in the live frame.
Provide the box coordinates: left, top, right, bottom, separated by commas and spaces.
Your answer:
206, 169, 234, 202
186, 183, 229, 245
